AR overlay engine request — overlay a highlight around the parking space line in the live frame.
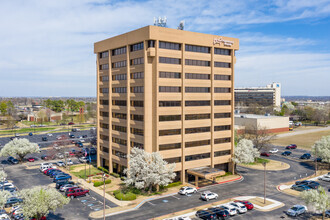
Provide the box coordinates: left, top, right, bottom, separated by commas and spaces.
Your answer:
172, 195, 180, 200
147, 201, 156, 206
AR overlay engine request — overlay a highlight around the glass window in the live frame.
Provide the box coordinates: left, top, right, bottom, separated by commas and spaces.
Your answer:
214, 125, 231, 131
159, 57, 181, 64
185, 101, 210, 106
185, 153, 210, 161
131, 141, 144, 149
131, 101, 144, 107
148, 40, 155, 48
130, 127, 144, 136
214, 113, 231, 118
112, 87, 127, 93
112, 125, 127, 133
112, 47, 126, 56
130, 42, 144, 52
159, 86, 181, 93
112, 112, 127, 119
100, 88, 109, 94
214, 75, 231, 80
185, 126, 210, 134
185, 73, 210, 80
214, 100, 231, 106
130, 114, 144, 121
131, 86, 144, 93
214, 88, 231, 93
112, 74, 126, 81
164, 157, 181, 163
99, 64, 109, 70
112, 60, 127, 68
185, 140, 210, 148
159, 41, 181, 50
159, 129, 181, 136
185, 44, 210, 53
100, 111, 109, 117
130, 57, 144, 66
214, 150, 231, 157
214, 137, 231, 144
159, 115, 181, 121
112, 100, 126, 106
159, 72, 181, 78
100, 76, 109, 81
185, 87, 210, 93
185, 114, 210, 120
185, 59, 210, 66
214, 62, 231, 68
159, 143, 181, 151
112, 137, 127, 146
100, 100, 108, 105
99, 51, 109, 58
214, 48, 231, 56
100, 123, 109, 129
131, 72, 144, 79
159, 101, 181, 107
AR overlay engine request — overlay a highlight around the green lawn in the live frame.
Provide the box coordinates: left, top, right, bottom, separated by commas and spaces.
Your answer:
0, 127, 55, 134
71, 166, 101, 179
247, 158, 270, 165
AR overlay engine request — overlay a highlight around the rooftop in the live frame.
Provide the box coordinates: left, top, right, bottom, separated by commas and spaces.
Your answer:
235, 114, 287, 119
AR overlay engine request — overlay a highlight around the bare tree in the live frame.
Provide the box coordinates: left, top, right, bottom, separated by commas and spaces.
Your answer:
239, 125, 277, 151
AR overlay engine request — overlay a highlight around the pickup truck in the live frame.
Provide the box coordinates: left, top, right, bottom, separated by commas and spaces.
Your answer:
65, 188, 89, 199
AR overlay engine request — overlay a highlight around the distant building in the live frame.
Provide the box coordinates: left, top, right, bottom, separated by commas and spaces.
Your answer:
235, 82, 281, 108
28, 109, 62, 122
235, 113, 289, 134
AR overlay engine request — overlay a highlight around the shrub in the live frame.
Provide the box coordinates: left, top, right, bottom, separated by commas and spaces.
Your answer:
97, 166, 109, 174
110, 173, 120, 178
120, 176, 125, 181
93, 179, 111, 187
164, 181, 182, 189
105, 179, 111, 184
113, 190, 120, 196
115, 192, 136, 201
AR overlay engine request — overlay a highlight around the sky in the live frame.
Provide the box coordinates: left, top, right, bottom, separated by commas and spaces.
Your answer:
0, 0, 329, 97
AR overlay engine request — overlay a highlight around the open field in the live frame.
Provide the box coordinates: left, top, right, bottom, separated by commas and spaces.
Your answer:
272, 130, 330, 150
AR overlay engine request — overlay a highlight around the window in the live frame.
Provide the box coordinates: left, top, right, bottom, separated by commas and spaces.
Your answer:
185, 73, 210, 80
112, 74, 126, 81
100, 88, 109, 94
112, 125, 127, 133
99, 51, 109, 58
100, 111, 109, 117
159, 71, 181, 78
185, 114, 210, 120
159, 41, 181, 50
131, 141, 144, 149
100, 123, 109, 129
100, 134, 109, 141
148, 40, 155, 48
131, 86, 144, 93
214, 88, 231, 93
214, 62, 231, 68
112, 150, 127, 159
112, 137, 127, 146
112, 112, 127, 119
164, 157, 181, 163
99, 64, 109, 70
185, 87, 210, 93
112, 100, 126, 106
159, 115, 181, 121
100, 76, 109, 81
131, 127, 144, 136
130, 42, 144, 52
214, 125, 231, 131
185, 126, 210, 134
185, 59, 210, 66
185, 101, 210, 106
214, 100, 231, 106
159, 129, 181, 136
100, 146, 109, 153
159, 143, 181, 151
214, 137, 231, 144
130, 57, 144, 65
159, 86, 181, 93
159, 101, 181, 107
214, 48, 231, 56
112, 87, 127, 93
159, 57, 181, 64
112, 60, 127, 68
112, 47, 126, 56
185, 140, 210, 148
214, 113, 231, 118
100, 100, 108, 105
214, 74, 231, 80
214, 150, 231, 157
185, 153, 210, 161
185, 44, 210, 53
131, 72, 144, 79
130, 114, 144, 121
131, 101, 144, 107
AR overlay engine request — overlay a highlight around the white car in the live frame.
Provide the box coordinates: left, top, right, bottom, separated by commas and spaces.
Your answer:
318, 175, 330, 182
56, 161, 65, 167
178, 186, 197, 195
0, 213, 10, 220
80, 139, 85, 143
10, 205, 21, 213
219, 204, 237, 216
66, 159, 73, 165
56, 153, 64, 159
47, 133, 53, 137
0, 182, 15, 188
200, 191, 218, 201
60, 184, 78, 192
79, 157, 88, 163
229, 202, 247, 213
269, 148, 278, 153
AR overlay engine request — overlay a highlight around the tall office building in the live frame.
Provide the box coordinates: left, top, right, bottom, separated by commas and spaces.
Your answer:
94, 26, 239, 183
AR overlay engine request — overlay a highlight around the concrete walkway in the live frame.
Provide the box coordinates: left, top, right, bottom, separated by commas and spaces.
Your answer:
276, 126, 329, 138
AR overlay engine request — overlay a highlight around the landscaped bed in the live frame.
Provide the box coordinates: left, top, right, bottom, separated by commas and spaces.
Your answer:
239, 158, 290, 171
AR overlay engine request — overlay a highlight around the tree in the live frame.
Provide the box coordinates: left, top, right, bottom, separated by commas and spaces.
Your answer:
124, 148, 176, 192
239, 125, 277, 151
301, 187, 330, 220
0, 102, 7, 115
0, 170, 7, 181
0, 190, 11, 209
19, 186, 70, 220
0, 138, 40, 162
311, 136, 330, 163
312, 109, 329, 125
233, 139, 260, 164
37, 110, 47, 124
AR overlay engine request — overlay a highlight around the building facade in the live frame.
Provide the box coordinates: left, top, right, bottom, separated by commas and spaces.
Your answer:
235, 82, 281, 108
94, 26, 239, 183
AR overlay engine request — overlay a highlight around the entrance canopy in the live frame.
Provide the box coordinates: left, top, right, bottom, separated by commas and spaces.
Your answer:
187, 167, 225, 179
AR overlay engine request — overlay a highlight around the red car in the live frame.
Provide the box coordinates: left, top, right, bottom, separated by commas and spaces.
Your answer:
286, 144, 297, 149
43, 168, 54, 174
30, 217, 46, 220
68, 122, 74, 125
260, 152, 270, 157
234, 200, 254, 210
69, 152, 75, 157
65, 188, 89, 198
27, 157, 35, 162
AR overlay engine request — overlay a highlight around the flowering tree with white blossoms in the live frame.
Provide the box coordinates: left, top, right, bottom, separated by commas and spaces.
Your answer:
0, 190, 11, 209
19, 186, 70, 220
233, 139, 260, 164
0, 170, 7, 181
301, 186, 330, 220
311, 135, 330, 163
0, 138, 40, 162
124, 148, 176, 192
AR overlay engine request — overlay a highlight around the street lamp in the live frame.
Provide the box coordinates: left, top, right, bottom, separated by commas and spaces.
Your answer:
102, 173, 106, 220
315, 145, 318, 176
262, 162, 267, 204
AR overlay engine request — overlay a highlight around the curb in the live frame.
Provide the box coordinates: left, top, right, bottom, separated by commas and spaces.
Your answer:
196, 175, 243, 190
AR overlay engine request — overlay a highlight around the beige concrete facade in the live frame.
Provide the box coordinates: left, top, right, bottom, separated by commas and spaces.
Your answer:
94, 26, 239, 183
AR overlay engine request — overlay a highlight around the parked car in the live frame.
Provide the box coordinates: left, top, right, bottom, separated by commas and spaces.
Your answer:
318, 175, 330, 182
286, 205, 307, 217
219, 205, 237, 216
79, 157, 88, 163
69, 135, 75, 138
260, 152, 270, 157
295, 180, 310, 186
229, 202, 247, 214
314, 157, 323, 162
178, 186, 197, 195
200, 191, 218, 201
282, 151, 292, 156
56, 161, 65, 167
27, 157, 36, 162
41, 155, 51, 160
269, 148, 278, 153
53, 175, 72, 183
75, 142, 83, 147
60, 184, 78, 192
56, 180, 75, 189
207, 208, 230, 220
7, 157, 19, 164
90, 148, 97, 155
82, 135, 87, 138
65, 188, 89, 198
56, 153, 64, 159
66, 159, 73, 165
306, 181, 320, 189
234, 200, 254, 210
300, 153, 311, 159
28, 132, 33, 136
325, 210, 330, 218
47, 133, 53, 137
72, 128, 77, 132
195, 210, 217, 220
68, 122, 74, 125
42, 137, 48, 141
286, 144, 297, 149
5, 197, 23, 208
291, 184, 311, 191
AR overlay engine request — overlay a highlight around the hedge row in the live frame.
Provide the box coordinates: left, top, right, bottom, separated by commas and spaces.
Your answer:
97, 167, 109, 174
93, 179, 111, 187
114, 192, 136, 201
110, 173, 120, 178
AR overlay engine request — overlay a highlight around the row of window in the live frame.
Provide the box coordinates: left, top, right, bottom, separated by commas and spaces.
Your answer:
112, 125, 127, 133
130, 114, 144, 121
185, 44, 210, 53
185, 73, 210, 80
131, 86, 144, 93
100, 134, 109, 141
112, 74, 127, 81
100, 88, 109, 94
112, 112, 127, 119
159, 86, 181, 93
112, 87, 127, 93
112, 60, 127, 68
112, 47, 126, 56
131, 72, 144, 79
159, 129, 181, 136
100, 111, 109, 117
158, 138, 231, 151
159, 57, 181, 64
131, 127, 144, 136
100, 76, 109, 81
186, 139, 210, 148
130, 42, 144, 52
185, 59, 210, 67
159, 57, 231, 68
106, 100, 230, 107
113, 150, 127, 159
112, 137, 127, 146
100, 64, 109, 70
159, 41, 181, 50
100, 123, 109, 129
165, 151, 230, 162
159, 71, 181, 79
130, 57, 144, 65
112, 100, 144, 107
99, 51, 109, 59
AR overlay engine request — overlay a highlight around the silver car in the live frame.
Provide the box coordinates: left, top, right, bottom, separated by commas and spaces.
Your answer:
287, 205, 307, 217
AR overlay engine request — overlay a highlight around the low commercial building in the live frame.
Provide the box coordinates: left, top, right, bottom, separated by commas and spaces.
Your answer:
235, 114, 289, 134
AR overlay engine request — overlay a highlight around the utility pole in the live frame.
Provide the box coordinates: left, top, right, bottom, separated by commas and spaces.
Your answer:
315, 145, 318, 176
103, 173, 106, 220
262, 162, 267, 204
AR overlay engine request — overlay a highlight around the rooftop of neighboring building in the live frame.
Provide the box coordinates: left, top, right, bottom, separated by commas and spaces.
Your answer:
235, 114, 288, 119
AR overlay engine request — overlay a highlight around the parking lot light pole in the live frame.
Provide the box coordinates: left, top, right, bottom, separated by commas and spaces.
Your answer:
315, 146, 318, 176
102, 173, 106, 220
262, 162, 267, 204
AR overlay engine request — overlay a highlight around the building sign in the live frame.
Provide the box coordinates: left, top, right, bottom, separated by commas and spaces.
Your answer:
213, 37, 234, 46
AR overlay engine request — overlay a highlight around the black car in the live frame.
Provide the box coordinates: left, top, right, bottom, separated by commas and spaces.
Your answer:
295, 180, 310, 186
8, 156, 19, 164
72, 128, 77, 132
90, 148, 97, 155
300, 153, 311, 159
195, 210, 218, 220
0, 186, 16, 193
69, 134, 75, 138
207, 207, 230, 219
56, 180, 75, 189
5, 197, 23, 208
82, 135, 87, 138
282, 151, 292, 156
306, 181, 320, 189
42, 137, 48, 141
315, 158, 322, 162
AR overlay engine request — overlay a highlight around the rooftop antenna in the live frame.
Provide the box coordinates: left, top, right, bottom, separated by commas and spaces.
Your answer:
177, 20, 184, 30
153, 16, 167, 27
